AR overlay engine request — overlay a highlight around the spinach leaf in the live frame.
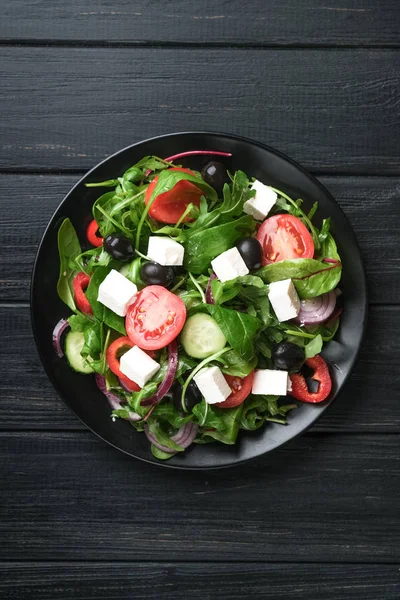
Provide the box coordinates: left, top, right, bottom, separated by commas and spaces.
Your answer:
257, 258, 342, 299
304, 334, 323, 358
68, 312, 94, 332
320, 232, 340, 261
198, 404, 244, 444
57, 218, 82, 311
184, 215, 256, 274
216, 349, 258, 377
205, 305, 261, 361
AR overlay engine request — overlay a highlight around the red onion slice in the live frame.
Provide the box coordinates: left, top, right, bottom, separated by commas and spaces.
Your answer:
205, 273, 217, 304
95, 374, 141, 422
164, 150, 232, 162
52, 318, 69, 358
294, 291, 337, 325
144, 421, 198, 454
140, 339, 179, 407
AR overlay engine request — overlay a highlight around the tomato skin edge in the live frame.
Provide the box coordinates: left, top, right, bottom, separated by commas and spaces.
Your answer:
215, 372, 255, 409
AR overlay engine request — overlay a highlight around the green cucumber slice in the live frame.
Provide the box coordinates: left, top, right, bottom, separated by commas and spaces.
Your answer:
181, 313, 226, 359
64, 331, 94, 374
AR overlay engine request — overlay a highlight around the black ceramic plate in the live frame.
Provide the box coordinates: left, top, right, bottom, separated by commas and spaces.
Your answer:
31, 132, 367, 469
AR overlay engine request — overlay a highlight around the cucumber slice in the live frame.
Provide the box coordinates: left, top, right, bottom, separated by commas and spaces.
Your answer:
64, 331, 94, 374
181, 313, 226, 359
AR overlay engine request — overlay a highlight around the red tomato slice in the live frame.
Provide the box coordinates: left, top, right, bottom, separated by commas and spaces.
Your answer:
256, 214, 314, 265
215, 372, 255, 409
125, 285, 187, 350
106, 336, 140, 392
145, 167, 203, 224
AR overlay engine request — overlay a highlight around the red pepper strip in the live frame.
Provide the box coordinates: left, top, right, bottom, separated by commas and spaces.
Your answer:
289, 355, 332, 403
86, 219, 103, 247
73, 272, 93, 315
106, 336, 140, 392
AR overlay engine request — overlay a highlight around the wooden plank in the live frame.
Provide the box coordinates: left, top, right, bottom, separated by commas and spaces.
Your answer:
1, 48, 399, 173
1, 1, 400, 46
0, 305, 399, 432
0, 563, 399, 600
0, 431, 399, 561
0, 174, 399, 303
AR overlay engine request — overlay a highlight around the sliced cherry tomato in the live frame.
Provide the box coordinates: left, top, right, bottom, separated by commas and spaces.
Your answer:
256, 214, 314, 265
215, 372, 255, 409
145, 167, 203, 224
86, 219, 103, 247
289, 355, 332, 403
125, 285, 186, 350
73, 272, 93, 315
106, 336, 140, 392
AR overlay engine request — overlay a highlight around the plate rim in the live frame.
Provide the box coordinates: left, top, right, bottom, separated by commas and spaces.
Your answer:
30, 130, 369, 470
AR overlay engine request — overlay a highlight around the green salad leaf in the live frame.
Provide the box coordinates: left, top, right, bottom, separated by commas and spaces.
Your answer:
257, 257, 342, 298
57, 218, 82, 311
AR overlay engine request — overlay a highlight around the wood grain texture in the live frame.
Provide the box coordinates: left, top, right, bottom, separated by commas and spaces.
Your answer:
1, 1, 400, 46
0, 563, 399, 600
1, 48, 399, 173
1, 431, 399, 562
0, 174, 399, 303
0, 304, 399, 432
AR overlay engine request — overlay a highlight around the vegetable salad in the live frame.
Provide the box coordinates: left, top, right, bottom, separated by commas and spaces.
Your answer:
54, 151, 342, 460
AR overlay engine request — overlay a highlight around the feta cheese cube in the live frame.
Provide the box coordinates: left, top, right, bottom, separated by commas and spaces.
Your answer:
243, 180, 277, 220
147, 236, 184, 266
211, 247, 249, 283
97, 269, 138, 317
119, 345, 160, 388
252, 369, 289, 396
193, 366, 231, 405
268, 278, 300, 322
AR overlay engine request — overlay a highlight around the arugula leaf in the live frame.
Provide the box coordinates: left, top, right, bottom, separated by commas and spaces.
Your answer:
183, 215, 256, 274
205, 305, 261, 361
257, 258, 342, 299
57, 218, 82, 311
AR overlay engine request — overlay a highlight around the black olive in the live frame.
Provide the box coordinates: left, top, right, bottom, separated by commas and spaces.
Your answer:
172, 381, 202, 412
201, 161, 230, 195
103, 233, 134, 262
272, 342, 305, 371
236, 237, 263, 271
140, 261, 175, 288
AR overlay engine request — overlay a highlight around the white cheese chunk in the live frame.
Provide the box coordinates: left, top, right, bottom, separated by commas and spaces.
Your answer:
97, 269, 138, 317
211, 247, 249, 283
147, 236, 184, 266
268, 278, 300, 322
193, 366, 231, 405
252, 369, 289, 396
119, 346, 160, 388
243, 180, 277, 220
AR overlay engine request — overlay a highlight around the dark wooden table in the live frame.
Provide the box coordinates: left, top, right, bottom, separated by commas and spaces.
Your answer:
1, 2, 400, 598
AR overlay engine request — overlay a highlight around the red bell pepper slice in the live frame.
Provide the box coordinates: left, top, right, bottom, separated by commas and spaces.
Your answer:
106, 336, 140, 392
86, 219, 103, 247
289, 355, 332, 403
73, 272, 93, 315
